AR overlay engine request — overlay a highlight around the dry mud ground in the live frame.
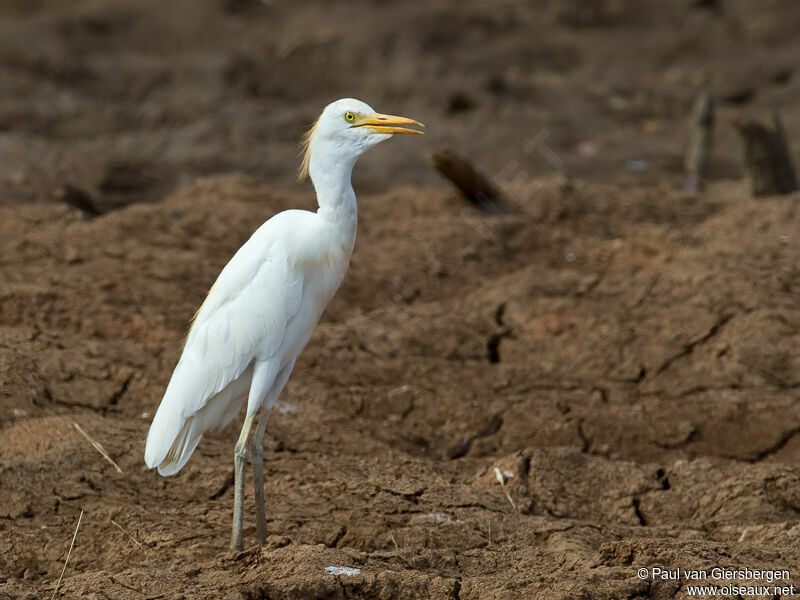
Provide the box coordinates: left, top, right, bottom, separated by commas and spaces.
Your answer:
2, 1, 800, 599
2, 178, 800, 599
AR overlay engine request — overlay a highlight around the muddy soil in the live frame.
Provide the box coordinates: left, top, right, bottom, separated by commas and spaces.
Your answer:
2, 1, 800, 599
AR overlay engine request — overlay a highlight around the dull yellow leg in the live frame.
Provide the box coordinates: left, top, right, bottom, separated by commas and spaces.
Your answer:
251, 408, 270, 545
231, 413, 256, 551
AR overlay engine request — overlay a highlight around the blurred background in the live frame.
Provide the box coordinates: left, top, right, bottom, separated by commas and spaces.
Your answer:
2, 0, 799, 209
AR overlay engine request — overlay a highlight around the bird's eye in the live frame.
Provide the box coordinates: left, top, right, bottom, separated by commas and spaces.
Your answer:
344, 112, 356, 123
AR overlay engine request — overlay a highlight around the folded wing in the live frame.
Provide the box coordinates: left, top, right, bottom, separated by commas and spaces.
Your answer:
144, 224, 304, 473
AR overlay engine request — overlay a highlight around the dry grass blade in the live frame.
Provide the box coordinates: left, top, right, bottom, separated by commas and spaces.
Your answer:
73, 422, 124, 474
494, 468, 519, 512
738, 527, 749, 543
50, 509, 83, 600
111, 519, 143, 548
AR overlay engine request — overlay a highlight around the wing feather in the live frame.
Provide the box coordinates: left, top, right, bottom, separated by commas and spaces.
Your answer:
144, 215, 307, 470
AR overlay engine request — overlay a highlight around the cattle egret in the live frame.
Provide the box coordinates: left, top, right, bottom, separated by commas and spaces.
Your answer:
144, 98, 424, 551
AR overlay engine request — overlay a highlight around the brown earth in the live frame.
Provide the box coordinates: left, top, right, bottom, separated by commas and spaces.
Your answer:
2, 1, 800, 599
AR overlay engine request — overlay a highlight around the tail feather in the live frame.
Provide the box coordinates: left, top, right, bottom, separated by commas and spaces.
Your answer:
144, 403, 184, 470
145, 369, 251, 476
156, 416, 204, 476
144, 359, 207, 470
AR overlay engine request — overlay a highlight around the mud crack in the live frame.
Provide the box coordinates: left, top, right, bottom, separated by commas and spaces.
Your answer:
209, 469, 235, 500
655, 313, 732, 375
632, 497, 647, 526
486, 302, 512, 363
749, 426, 800, 463
107, 370, 135, 408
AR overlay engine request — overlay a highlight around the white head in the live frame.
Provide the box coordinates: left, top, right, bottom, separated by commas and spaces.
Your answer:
298, 98, 424, 182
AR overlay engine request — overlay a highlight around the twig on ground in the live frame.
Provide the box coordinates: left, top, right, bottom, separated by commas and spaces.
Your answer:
111, 519, 143, 548
73, 422, 124, 475
51, 510, 83, 600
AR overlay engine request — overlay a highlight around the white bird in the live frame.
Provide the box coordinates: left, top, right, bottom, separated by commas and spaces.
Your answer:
144, 98, 424, 551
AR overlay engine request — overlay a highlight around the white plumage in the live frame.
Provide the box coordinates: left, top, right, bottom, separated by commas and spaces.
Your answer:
145, 211, 323, 474
144, 98, 424, 550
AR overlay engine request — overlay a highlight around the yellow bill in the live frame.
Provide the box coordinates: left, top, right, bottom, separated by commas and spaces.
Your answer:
353, 113, 425, 135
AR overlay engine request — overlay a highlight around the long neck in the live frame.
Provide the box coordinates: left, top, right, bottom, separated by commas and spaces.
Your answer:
309, 148, 358, 234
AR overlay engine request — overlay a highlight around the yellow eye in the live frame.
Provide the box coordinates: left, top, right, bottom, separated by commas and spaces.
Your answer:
344, 112, 356, 123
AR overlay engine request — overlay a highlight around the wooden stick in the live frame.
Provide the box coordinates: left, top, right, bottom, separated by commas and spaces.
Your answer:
684, 89, 714, 192
51, 510, 83, 600
734, 111, 798, 196
428, 150, 508, 213
73, 422, 124, 475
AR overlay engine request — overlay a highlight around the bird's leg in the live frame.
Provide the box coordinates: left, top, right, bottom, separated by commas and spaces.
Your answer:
231, 412, 256, 552
251, 407, 270, 545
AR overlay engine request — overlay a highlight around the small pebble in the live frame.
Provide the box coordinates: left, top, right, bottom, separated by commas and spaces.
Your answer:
413, 513, 453, 523
325, 566, 361, 576
64, 247, 81, 264
275, 401, 299, 414
577, 141, 598, 157
627, 159, 648, 171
